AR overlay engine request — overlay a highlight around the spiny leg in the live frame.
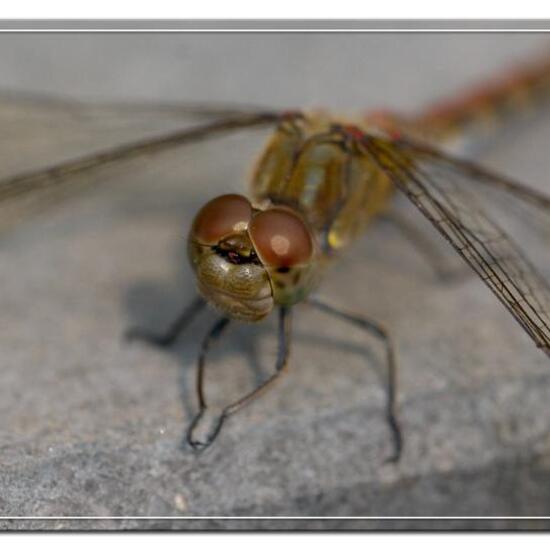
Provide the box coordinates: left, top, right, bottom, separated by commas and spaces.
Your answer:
125, 296, 206, 348
187, 307, 292, 450
308, 296, 403, 463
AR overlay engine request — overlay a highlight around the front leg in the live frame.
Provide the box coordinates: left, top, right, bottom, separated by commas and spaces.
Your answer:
187, 307, 292, 450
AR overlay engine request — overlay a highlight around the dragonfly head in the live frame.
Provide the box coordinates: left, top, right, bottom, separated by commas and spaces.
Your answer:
188, 194, 317, 322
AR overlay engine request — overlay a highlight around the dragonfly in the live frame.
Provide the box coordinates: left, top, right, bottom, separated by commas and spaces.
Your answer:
2, 54, 550, 462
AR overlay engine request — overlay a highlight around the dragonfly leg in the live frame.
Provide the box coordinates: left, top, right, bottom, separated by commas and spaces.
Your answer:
125, 296, 206, 348
381, 210, 469, 283
187, 307, 292, 450
307, 297, 403, 463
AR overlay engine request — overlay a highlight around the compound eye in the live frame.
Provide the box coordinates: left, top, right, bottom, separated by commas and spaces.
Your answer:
191, 194, 252, 245
249, 207, 313, 268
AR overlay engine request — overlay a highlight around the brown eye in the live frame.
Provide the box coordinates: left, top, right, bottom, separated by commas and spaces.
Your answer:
249, 208, 313, 267
191, 194, 252, 245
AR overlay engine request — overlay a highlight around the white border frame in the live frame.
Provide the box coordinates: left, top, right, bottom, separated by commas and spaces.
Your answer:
1, 19, 549, 527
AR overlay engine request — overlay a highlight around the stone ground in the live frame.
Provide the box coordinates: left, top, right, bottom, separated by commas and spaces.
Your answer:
0, 33, 550, 530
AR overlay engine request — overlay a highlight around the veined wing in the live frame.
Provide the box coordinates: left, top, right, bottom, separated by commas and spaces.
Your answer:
0, 90, 273, 120
0, 113, 280, 202
0, 99, 281, 232
363, 135, 550, 354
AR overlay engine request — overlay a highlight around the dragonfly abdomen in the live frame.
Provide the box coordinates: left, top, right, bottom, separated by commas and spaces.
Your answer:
414, 53, 550, 153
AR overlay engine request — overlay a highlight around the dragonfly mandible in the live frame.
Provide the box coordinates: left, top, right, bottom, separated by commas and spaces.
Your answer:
2, 53, 550, 461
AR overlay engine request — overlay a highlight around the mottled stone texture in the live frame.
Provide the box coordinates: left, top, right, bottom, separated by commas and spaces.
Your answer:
0, 34, 550, 530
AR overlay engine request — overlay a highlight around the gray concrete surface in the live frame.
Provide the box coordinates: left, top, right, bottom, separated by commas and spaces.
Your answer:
1, 33, 550, 529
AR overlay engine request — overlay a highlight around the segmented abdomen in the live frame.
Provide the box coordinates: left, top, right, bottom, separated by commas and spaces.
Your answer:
414, 53, 550, 151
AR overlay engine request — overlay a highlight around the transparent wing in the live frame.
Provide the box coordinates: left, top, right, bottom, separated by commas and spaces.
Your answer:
0, 94, 280, 232
363, 135, 550, 354
0, 114, 280, 203
0, 89, 273, 120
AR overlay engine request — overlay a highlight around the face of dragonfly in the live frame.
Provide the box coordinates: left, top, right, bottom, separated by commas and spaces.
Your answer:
188, 194, 316, 322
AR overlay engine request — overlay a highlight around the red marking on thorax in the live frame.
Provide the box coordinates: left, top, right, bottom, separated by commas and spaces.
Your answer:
342, 124, 365, 140
363, 109, 404, 139
280, 110, 304, 121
